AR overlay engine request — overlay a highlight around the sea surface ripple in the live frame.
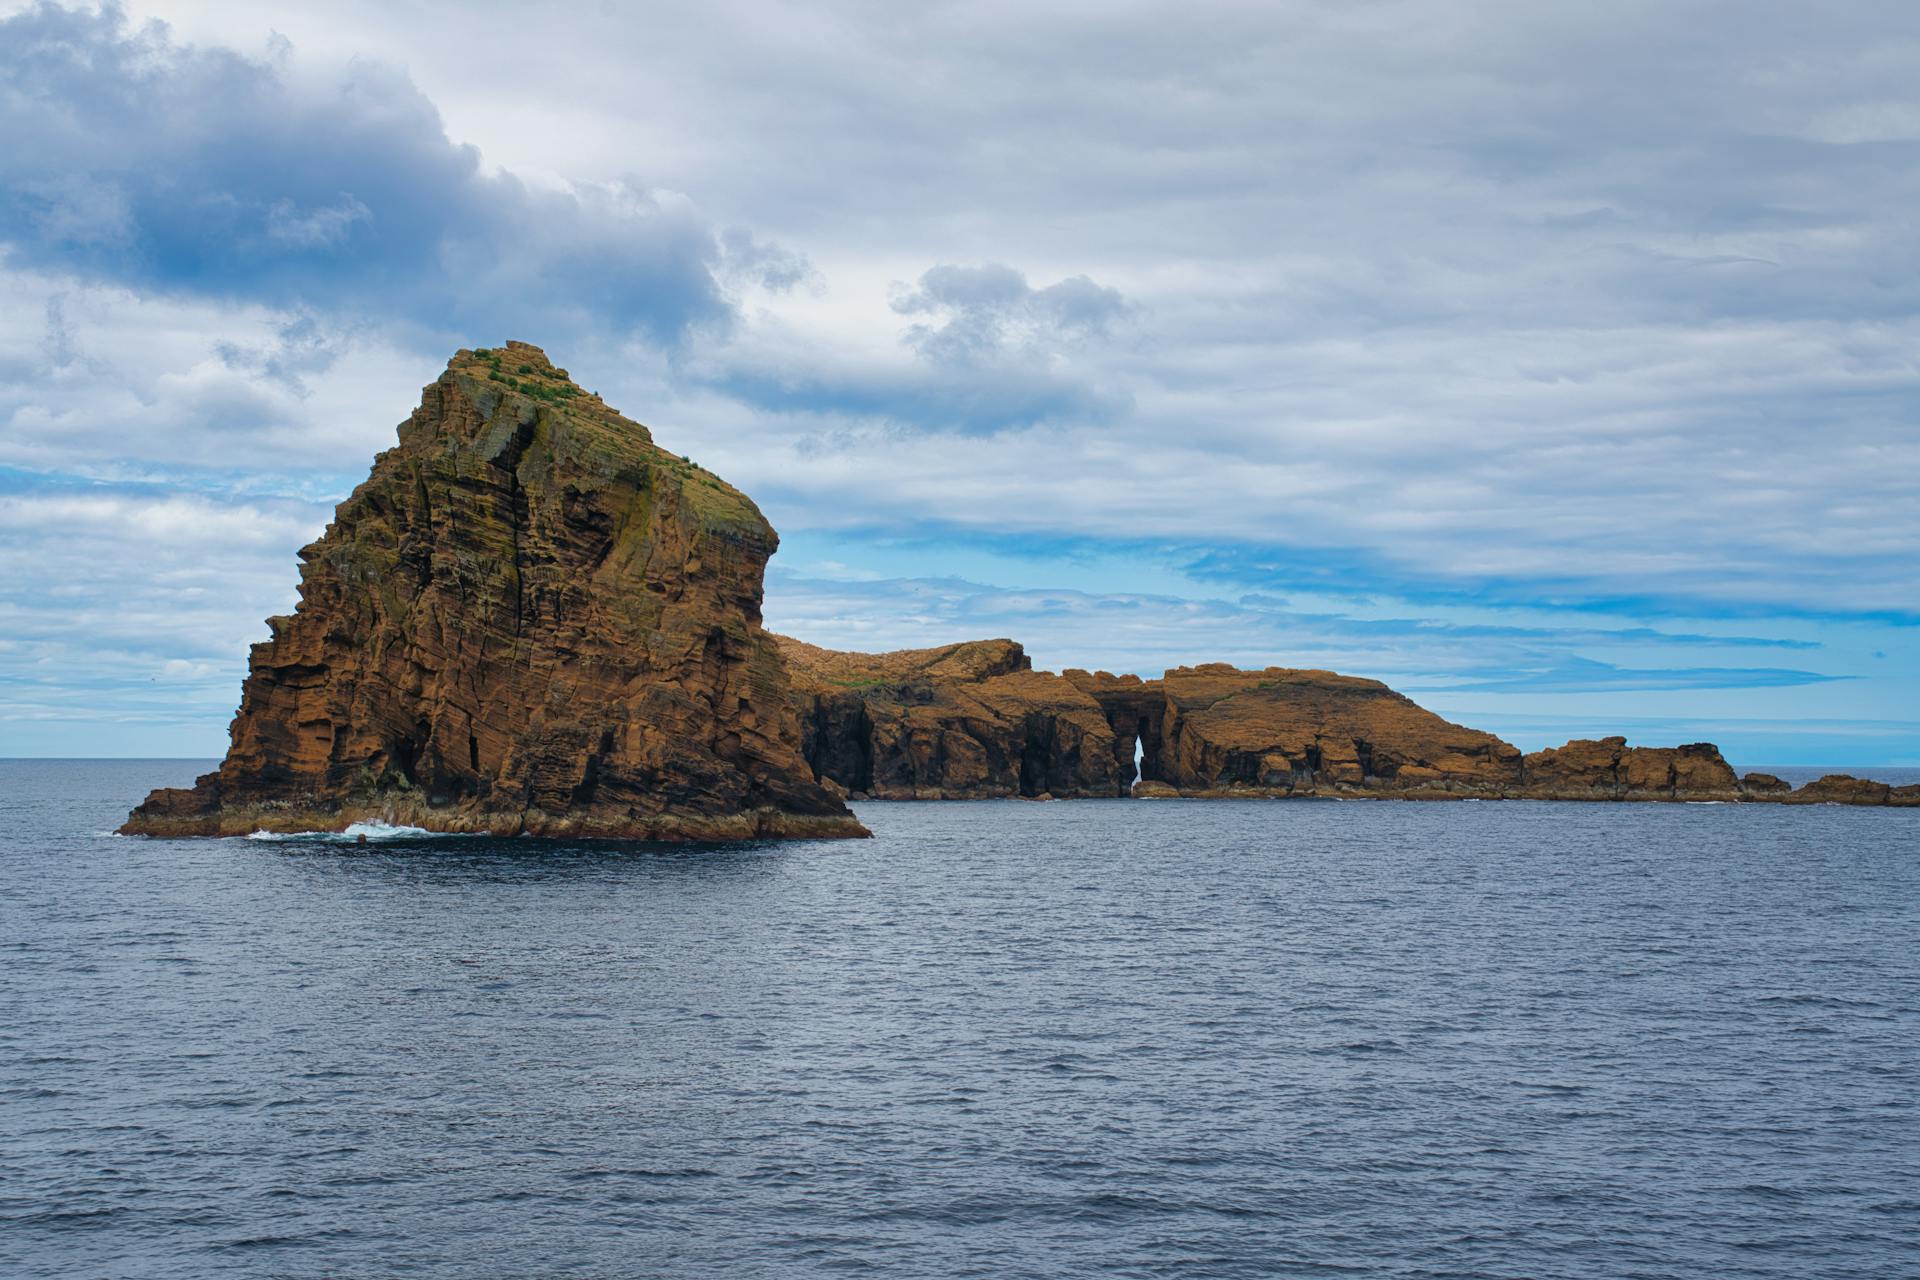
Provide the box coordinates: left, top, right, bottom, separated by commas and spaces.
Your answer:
3, 759, 1917, 1278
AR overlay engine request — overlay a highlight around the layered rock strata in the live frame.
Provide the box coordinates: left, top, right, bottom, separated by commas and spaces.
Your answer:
777, 637, 1125, 799
1518, 736, 1741, 801
784, 645, 1911, 806
123, 343, 867, 840
1072, 664, 1524, 797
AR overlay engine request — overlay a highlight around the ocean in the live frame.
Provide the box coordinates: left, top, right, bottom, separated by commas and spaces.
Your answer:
3, 758, 1917, 1278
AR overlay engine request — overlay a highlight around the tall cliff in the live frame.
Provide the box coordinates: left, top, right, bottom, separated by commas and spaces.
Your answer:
122, 343, 867, 840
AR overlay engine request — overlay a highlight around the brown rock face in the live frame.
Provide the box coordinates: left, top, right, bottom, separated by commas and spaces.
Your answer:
778, 637, 1126, 799
784, 642, 1904, 807
1520, 737, 1741, 801
1780, 775, 1894, 806
122, 343, 866, 840
785, 649, 1525, 800
1127, 664, 1524, 796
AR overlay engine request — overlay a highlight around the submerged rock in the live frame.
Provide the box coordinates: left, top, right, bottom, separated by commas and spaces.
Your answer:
122, 343, 866, 840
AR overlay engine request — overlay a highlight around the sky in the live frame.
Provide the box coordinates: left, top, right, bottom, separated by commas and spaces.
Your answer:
0, 0, 1916, 765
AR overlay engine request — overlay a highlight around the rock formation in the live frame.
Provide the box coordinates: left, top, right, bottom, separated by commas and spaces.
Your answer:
1072, 664, 1524, 797
777, 637, 1125, 799
121, 340, 1906, 834
784, 644, 1908, 807
1779, 775, 1920, 807
1738, 772, 1793, 798
1517, 737, 1741, 801
122, 343, 867, 840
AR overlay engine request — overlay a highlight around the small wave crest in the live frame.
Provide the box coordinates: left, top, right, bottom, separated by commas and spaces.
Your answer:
247, 820, 438, 843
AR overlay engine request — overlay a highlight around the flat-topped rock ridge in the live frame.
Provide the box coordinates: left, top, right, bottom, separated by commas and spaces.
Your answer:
779, 641, 1916, 807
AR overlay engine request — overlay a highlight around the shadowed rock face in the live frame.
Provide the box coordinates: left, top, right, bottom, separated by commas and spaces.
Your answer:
777, 637, 1126, 799
122, 343, 867, 840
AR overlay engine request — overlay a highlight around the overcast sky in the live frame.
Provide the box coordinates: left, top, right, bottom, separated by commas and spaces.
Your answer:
2, 0, 1916, 763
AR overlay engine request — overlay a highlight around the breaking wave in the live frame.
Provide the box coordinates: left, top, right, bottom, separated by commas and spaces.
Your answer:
246, 820, 438, 842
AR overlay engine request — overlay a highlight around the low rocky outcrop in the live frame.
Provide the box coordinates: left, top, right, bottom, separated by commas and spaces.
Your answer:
1779, 775, 1920, 807
1519, 737, 1741, 801
122, 343, 867, 840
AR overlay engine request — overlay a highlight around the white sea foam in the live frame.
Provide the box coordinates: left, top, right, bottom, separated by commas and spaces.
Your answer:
246, 820, 437, 842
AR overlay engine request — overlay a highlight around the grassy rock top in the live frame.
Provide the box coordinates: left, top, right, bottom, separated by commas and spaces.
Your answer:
442, 340, 765, 541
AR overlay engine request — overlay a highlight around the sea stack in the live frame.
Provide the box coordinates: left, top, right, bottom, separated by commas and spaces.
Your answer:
121, 343, 868, 840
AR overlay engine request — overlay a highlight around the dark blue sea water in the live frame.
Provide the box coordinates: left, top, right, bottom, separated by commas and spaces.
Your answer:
3, 759, 1918, 1279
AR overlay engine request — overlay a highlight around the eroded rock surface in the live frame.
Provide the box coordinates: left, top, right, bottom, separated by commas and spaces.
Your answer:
1520, 737, 1741, 801
785, 644, 1904, 807
1084, 664, 1524, 797
123, 343, 866, 840
777, 637, 1125, 799
1780, 775, 1920, 807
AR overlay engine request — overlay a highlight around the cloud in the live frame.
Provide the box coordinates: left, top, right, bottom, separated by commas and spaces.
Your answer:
263, 193, 371, 249
891, 263, 1126, 361
0, 1, 779, 348
699, 262, 1132, 433
1403, 656, 1849, 695
0, 267, 429, 483
0, 481, 328, 753
10, 1, 1920, 617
